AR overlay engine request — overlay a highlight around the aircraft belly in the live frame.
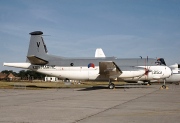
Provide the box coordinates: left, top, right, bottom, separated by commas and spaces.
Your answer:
38, 70, 89, 80
59, 71, 89, 80
36, 67, 101, 80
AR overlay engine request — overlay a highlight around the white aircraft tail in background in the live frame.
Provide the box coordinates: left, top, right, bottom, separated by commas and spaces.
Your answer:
95, 48, 106, 58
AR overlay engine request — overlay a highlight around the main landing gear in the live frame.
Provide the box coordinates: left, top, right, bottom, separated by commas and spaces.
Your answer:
142, 81, 151, 85
108, 79, 115, 89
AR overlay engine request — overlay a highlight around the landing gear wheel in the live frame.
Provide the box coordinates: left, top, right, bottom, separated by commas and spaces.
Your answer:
108, 83, 115, 89
162, 79, 167, 89
162, 85, 166, 89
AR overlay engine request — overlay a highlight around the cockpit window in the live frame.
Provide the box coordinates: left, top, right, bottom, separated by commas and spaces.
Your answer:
155, 58, 166, 66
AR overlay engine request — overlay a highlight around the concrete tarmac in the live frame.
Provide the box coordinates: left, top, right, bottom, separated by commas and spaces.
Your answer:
0, 84, 179, 123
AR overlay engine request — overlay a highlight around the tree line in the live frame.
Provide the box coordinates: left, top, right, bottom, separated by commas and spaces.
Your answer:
1, 70, 46, 80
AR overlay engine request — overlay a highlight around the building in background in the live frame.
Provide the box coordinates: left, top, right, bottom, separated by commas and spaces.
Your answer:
0, 72, 19, 81
45, 77, 59, 82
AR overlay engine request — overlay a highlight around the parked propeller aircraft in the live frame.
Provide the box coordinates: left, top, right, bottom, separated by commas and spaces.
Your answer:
4, 31, 172, 89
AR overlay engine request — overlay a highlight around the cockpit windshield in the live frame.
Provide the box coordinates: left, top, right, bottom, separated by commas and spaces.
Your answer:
155, 58, 166, 66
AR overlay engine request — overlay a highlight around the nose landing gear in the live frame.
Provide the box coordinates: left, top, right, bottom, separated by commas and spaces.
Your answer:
161, 84, 166, 89
161, 79, 168, 89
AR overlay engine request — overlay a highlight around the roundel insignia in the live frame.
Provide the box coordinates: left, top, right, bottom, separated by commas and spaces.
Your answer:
88, 63, 95, 68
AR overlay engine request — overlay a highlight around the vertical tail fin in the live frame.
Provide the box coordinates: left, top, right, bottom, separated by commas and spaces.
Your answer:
26, 31, 49, 65
95, 48, 106, 58
27, 31, 48, 57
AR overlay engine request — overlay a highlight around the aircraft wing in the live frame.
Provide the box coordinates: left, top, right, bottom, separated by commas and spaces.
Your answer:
99, 61, 122, 80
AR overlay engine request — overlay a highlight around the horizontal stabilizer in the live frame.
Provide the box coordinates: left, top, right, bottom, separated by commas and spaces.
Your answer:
3, 63, 31, 69
27, 55, 48, 65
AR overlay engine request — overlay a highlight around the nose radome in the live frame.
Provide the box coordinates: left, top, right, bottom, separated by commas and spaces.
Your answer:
165, 67, 172, 78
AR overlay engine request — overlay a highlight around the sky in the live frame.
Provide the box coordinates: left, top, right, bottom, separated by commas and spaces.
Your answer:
0, 0, 180, 72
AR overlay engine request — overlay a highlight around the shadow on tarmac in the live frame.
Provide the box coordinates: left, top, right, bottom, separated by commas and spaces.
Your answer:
78, 84, 152, 91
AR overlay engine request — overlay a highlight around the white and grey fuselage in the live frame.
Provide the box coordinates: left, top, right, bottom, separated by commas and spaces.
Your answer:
4, 31, 172, 82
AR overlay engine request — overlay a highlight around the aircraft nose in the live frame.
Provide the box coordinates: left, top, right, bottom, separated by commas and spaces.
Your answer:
165, 66, 172, 78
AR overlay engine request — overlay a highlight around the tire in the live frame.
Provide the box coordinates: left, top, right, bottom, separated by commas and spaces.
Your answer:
162, 85, 166, 89
109, 83, 115, 89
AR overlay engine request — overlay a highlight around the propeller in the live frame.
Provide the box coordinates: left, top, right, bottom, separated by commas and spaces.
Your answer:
144, 56, 152, 81
137, 56, 151, 81
144, 56, 148, 80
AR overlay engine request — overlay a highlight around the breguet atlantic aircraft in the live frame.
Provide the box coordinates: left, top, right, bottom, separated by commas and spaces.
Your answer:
4, 31, 172, 89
